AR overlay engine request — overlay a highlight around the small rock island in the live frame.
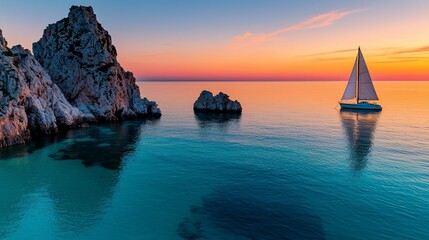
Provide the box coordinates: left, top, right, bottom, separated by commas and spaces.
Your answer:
193, 90, 242, 113
0, 6, 161, 147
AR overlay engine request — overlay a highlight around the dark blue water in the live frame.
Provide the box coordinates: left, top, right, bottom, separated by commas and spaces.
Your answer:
0, 82, 428, 240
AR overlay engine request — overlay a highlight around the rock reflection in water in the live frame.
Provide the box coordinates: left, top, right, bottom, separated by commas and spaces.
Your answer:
50, 121, 147, 170
194, 112, 241, 129
340, 109, 380, 171
0, 134, 66, 160
194, 112, 241, 142
0, 120, 152, 238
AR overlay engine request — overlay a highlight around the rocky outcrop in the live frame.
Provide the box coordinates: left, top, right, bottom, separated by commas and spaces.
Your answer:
0, 29, 90, 147
33, 6, 161, 121
193, 90, 242, 112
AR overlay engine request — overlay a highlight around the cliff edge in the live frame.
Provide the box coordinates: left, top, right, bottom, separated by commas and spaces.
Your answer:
0, 29, 90, 147
33, 6, 161, 121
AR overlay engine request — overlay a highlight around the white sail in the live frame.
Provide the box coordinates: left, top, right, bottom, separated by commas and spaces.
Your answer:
358, 50, 379, 100
341, 57, 357, 100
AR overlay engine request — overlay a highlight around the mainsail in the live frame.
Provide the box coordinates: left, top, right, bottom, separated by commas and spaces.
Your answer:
341, 58, 357, 100
357, 50, 378, 100
341, 48, 379, 101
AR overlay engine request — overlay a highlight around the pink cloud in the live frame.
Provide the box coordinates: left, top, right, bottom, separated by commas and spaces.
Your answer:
232, 9, 365, 47
234, 32, 253, 41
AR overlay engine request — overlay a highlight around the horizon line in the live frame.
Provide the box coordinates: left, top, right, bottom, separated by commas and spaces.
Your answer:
137, 79, 429, 82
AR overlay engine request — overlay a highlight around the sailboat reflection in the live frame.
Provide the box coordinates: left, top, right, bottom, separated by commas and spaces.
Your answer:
340, 109, 380, 171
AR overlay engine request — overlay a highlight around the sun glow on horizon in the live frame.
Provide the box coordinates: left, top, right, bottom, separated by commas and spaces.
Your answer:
1, 1, 428, 81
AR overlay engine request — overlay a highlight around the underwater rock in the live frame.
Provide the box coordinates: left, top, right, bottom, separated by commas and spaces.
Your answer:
193, 90, 242, 112
178, 188, 325, 240
177, 217, 204, 240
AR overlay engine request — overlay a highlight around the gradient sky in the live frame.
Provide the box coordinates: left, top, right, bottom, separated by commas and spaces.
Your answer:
1, 0, 428, 81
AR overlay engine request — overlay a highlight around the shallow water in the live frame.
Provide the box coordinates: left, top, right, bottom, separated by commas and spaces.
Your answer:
1, 81, 428, 240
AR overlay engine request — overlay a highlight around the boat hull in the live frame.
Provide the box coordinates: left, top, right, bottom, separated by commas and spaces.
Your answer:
340, 102, 382, 111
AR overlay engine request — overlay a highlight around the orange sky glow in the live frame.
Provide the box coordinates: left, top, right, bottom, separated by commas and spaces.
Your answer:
118, 5, 429, 81
1, 1, 428, 81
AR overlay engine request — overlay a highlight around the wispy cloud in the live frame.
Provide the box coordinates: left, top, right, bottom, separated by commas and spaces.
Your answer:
302, 47, 396, 59
392, 46, 429, 54
303, 45, 429, 62
373, 60, 421, 64
314, 57, 350, 62
304, 48, 356, 57
232, 9, 365, 47
370, 46, 429, 61
374, 55, 429, 63
234, 32, 253, 42
390, 56, 429, 60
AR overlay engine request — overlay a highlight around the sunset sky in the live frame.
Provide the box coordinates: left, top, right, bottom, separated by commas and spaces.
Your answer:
1, 0, 428, 81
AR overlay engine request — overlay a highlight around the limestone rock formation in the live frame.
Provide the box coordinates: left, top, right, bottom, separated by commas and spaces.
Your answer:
0, 29, 90, 147
33, 6, 161, 121
193, 90, 242, 112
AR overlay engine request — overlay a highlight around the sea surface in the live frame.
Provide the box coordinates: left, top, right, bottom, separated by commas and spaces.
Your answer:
0, 81, 428, 240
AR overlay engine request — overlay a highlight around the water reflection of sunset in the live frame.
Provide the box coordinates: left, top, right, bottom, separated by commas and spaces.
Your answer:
139, 81, 429, 145
140, 81, 429, 112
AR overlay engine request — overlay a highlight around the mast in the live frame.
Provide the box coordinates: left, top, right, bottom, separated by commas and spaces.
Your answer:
356, 47, 360, 104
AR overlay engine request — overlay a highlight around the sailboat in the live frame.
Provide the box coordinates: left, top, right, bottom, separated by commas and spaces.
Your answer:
339, 47, 382, 111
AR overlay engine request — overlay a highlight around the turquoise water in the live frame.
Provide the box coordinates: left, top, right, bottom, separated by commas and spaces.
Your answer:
1, 82, 429, 240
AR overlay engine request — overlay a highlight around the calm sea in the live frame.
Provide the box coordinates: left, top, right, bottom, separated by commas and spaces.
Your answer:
0, 81, 428, 240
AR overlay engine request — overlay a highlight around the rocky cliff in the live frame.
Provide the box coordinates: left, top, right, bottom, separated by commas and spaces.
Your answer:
33, 6, 161, 121
0, 29, 90, 147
